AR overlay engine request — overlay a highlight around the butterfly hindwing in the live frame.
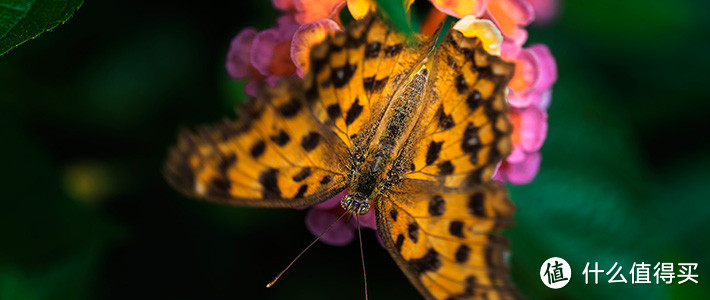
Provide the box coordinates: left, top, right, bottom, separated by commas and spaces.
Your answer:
164, 80, 349, 207
405, 30, 515, 187
376, 182, 521, 300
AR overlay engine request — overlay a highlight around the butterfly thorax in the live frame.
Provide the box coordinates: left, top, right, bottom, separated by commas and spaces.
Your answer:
342, 67, 429, 215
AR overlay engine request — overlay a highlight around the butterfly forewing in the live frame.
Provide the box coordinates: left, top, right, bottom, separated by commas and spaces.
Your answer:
164, 80, 348, 207
303, 14, 436, 151
404, 30, 514, 187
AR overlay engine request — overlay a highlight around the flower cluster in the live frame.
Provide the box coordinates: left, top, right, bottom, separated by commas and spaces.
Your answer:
225, 0, 558, 245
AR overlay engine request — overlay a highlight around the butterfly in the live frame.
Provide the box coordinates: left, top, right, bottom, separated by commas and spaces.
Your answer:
164, 13, 521, 300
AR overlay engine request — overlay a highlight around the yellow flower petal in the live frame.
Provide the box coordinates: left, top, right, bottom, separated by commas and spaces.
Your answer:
429, 0, 485, 18
453, 15, 503, 55
347, 0, 376, 20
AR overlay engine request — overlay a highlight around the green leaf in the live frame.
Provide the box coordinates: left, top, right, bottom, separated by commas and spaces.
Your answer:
0, 0, 83, 56
374, 0, 411, 35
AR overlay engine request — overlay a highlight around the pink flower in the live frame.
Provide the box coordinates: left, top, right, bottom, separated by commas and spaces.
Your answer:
484, 0, 534, 46
272, 0, 296, 11
304, 190, 378, 246
225, 15, 299, 97
225, 28, 263, 97
525, 0, 559, 25
504, 43, 557, 108
495, 42, 556, 185
494, 151, 541, 185
251, 15, 300, 81
273, 0, 346, 25
507, 106, 548, 162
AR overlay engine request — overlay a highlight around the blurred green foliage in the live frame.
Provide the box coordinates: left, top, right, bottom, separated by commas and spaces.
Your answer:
0, 0, 708, 299
0, 0, 83, 56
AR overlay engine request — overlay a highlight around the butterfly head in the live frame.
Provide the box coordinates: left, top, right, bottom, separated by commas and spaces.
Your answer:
341, 194, 370, 215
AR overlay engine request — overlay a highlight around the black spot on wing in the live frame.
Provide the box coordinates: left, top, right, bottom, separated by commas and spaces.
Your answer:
437, 160, 455, 175
455, 74, 468, 94
469, 153, 479, 166
292, 167, 312, 182
208, 177, 232, 198
395, 234, 405, 252
301, 132, 321, 152
320, 79, 332, 88
455, 244, 471, 263
384, 43, 403, 57
463, 276, 477, 296
320, 175, 332, 185
210, 153, 238, 198
326, 103, 341, 120
277, 97, 302, 118
483, 103, 498, 124
425, 141, 443, 165
364, 42, 381, 58
449, 221, 464, 238
270, 130, 290, 146
466, 90, 483, 111
250, 139, 266, 158
390, 209, 398, 222
428, 195, 446, 216
477, 65, 494, 80
409, 248, 442, 274
468, 192, 486, 217
464, 168, 484, 187
306, 84, 319, 102
218, 152, 237, 176
331, 63, 357, 88
363, 76, 388, 93
461, 123, 480, 154
311, 54, 328, 73
407, 223, 419, 244
345, 99, 364, 125
258, 168, 281, 198
436, 105, 454, 130
294, 184, 308, 199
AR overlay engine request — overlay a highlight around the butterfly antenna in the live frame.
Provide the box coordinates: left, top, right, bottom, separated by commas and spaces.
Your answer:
357, 215, 369, 300
266, 210, 350, 288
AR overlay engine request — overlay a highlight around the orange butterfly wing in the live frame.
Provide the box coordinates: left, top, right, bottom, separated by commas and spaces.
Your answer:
164, 80, 349, 207
377, 182, 521, 299
375, 26, 520, 300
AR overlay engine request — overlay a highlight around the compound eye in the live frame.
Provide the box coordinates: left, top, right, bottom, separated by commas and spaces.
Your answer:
358, 203, 370, 215
341, 195, 353, 209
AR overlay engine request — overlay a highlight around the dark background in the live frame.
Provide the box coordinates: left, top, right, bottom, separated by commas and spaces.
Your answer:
1, 0, 709, 299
